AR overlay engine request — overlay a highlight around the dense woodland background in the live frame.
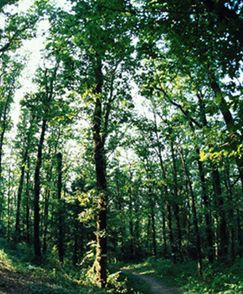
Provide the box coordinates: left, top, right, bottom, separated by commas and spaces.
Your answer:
0, 0, 242, 293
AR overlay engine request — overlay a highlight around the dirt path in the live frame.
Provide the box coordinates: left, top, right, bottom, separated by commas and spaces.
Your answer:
0, 267, 33, 294
131, 272, 179, 294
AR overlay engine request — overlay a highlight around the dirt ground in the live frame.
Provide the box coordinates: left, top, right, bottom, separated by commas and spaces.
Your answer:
132, 272, 179, 294
0, 267, 34, 294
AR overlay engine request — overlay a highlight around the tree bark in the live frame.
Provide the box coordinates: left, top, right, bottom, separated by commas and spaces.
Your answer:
33, 66, 57, 263
25, 156, 30, 243
15, 149, 28, 243
42, 188, 50, 254
93, 58, 107, 288
147, 183, 157, 257
180, 149, 203, 275
162, 209, 167, 256
33, 119, 47, 263
7, 167, 11, 240
196, 149, 215, 262
57, 152, 64, 262
223, 160, 237, 260
171, 140, 182, 259
152, 115, 175, 259
209, 75, 243, 190
211, 163, 228, 258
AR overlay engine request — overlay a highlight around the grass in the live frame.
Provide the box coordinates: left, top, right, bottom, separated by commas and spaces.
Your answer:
119, 256, 243, 293
0, 238, 105, 293
1, 238, 241, 293
0, 238, 147, 293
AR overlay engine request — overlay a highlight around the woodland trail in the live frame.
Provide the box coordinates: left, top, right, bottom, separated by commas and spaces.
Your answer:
130, 272, 179, 294
0, 267, 33, 294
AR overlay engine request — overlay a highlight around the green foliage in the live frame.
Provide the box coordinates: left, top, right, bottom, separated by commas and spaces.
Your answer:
123, 258, 243, 294
0, 248, 14, 270
200, 144, 243, 162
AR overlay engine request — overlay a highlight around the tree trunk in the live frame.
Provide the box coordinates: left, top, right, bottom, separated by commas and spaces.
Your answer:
223, 160, 236, 260
128, 190, 134, 258
162, 209, 167, 256
25, 156, 30, 243
196, 149, 215, 262
211, 164, 228, 258
209, 75, 243, 190
93, 58, 107, 288
171, 140, 182, 259
57, 152, 64, 263
7, 167, 11, 240
0, 103, 9, 221
148, 185, 157, 256
152, 115, 175, 259
15, 149, 29, 243
151, 203, 157, 256
180, 149, 203, 275
33, 119, 47, 263
42, 188, 50, 254
0, 104, 8, 179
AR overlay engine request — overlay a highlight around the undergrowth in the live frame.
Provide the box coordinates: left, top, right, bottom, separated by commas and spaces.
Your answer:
0, 238, 141, 293
1, 238, 241, 293
121, 256, 243, 293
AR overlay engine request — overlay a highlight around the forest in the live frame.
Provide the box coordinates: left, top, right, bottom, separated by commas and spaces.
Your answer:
0, 0, 242, 293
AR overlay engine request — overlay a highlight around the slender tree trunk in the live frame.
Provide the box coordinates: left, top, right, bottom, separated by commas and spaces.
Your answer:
0, 129, 6, 179
33, 66, 57, 263
211, 164, 228, 258
146, 216, 151, 253
42, 135, 60, 253
93, 59, 107, 287
115, 175, 126, 258
236, 209, 243, 257
128, 191, 134, 258
57, 152, 64, 262
33, 119, 47, 263
155, 141, 175, 258
0, 104, 8, 221
0, 106, 8, 179
197, 93, 223, 262
25, 156, 30, 243
72, 228, 79, 265
171, 141, 182, 259
152, 115, 175, 259
7, 167, 11, 240
180, 150, 203, 275
162, 209, 167, 256
42, 189, 50, 254
196, 149, 214, 262
151, 203, 157, 256
167, 203, 175, 260
134, 194, 140, 257
223, 160, 236, 260
15, 149, 29, 243
72, 202, 83, 265
148, 185, 157, 256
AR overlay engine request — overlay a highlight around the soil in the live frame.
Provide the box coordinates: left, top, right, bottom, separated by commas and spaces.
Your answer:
132, 272, 179, 294
0, 267, 33, 294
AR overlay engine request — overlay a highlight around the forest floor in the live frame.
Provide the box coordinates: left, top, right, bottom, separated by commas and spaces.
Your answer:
121, 257, 243, 293
0, 238, 105, 294
0, 266, 33, 294
124, 271, 178, 294
0, 238, 242, 293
